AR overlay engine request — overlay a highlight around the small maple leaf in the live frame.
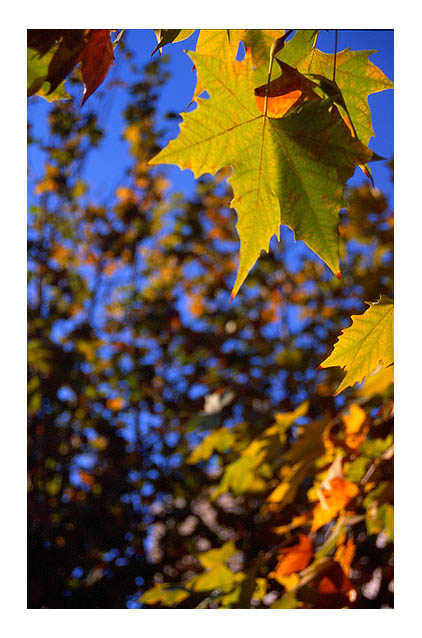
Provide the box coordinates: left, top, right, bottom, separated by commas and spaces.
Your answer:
269, 534, 313, 584
334, 538, 356, 577
343, 403, 368, 449
320, 295, 394, 394
312, 457, 359, 532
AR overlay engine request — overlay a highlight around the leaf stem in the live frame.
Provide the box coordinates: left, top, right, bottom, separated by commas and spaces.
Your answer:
264, 30, 294, 118
333, 30, 338, 82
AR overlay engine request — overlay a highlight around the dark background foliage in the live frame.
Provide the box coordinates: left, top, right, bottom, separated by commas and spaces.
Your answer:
28, 44, 393, 609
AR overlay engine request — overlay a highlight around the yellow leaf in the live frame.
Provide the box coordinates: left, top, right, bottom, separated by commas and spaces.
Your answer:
356, 365, 394, 399
312, 477, 359, 531
334, 538, 356, 576
150, 37, 376, 298
343, 403, 368, 449
320, 296, 393, 394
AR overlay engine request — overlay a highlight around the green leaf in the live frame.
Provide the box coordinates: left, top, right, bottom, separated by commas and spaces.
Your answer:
198, 540, 237, 569
320, 295, 394, 394
271, 591, 298, 608
140, 583, 189, 606
263, 401, 309, 441
187, 427, 236, 464
345, 456, 371, 482
213, 456, 266, 498
27, 47, 70, 101
359, 434, 393, 459
366, 503, 394, 541
193, 541, 243, 595
241, 30, 288, 84
315, 517, 345, 560
150, 38, 378, 297
192, 564, 240, 593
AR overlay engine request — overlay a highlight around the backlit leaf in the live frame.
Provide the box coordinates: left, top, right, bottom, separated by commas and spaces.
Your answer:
343, 403, 368, 449
320, 296, 394, 394
198, 540, 237, 569
150, 38, 378, 297
312, 477, 359, 531
140, 583, 189, 606
192, 564, 240, 592
186, 427, 236, 464
334, 538, 356, 576
152, 29, 196, 56
269, 534, 313, 583
78, 29, 114, 106
356, 365, 394, 399
213, 456, 266, 498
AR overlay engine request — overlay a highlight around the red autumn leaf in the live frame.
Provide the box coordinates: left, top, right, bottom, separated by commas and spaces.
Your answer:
254, 60, 319, 119
314, 562, 357, 608
78, 30, 114, 106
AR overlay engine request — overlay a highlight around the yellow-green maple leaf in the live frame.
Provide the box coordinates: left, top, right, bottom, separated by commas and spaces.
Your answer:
149, 37, 378, 297
320, 295, 394, 394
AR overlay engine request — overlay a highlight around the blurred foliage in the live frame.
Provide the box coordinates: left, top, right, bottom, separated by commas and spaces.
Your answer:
28, 45, 393, 609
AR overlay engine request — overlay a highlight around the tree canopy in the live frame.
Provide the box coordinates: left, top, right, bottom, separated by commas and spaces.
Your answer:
27, 29, 393, 609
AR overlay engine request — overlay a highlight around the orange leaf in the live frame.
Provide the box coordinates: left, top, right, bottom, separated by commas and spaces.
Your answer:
343, 404, 368, 449
312, 477, 359, 531
78, 470, 94, 487
78, 30, 114, 106
188, 294, 205, 318
269, 534, 312, 583
254, 60, 319, 118
334, 538, 356, 577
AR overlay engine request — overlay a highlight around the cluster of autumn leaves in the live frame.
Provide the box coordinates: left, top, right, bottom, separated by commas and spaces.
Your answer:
141, 395, 393, 608
27, 29, 115, 104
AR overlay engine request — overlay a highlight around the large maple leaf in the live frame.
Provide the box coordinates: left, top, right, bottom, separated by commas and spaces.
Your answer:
320, 295, 394, 394
150, 41, 378, 297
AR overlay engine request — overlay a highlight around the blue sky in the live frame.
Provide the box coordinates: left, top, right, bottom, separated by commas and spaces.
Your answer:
27, 29, 394, 500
